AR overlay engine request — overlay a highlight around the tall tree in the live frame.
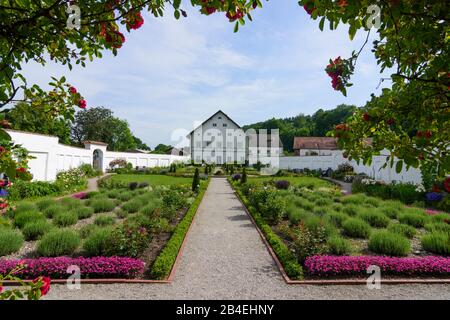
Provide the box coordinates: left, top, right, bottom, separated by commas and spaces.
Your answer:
4, 102, 71, 144
71, 107, 137, 151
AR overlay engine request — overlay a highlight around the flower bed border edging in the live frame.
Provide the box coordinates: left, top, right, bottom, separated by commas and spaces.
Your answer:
228, 178, 450, 285
2, 179, 210, 286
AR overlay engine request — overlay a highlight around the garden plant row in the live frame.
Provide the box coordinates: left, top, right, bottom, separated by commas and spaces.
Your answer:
229, 175, 450, 280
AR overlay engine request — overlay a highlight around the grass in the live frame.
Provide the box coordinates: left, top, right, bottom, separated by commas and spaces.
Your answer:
341, 218, 372, 239
0, 229, 24, 256
110, 174, 192, 186
36, 229, 81, 257
368, 231, 411, 256
53, 211, 78, 227
22, 220, 53, 240
421, 232, 450, 255
94, 215, 116, 226
89, 198, 117, 213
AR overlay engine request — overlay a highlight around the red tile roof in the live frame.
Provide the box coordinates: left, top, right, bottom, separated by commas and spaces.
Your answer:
293, 137, 338, 150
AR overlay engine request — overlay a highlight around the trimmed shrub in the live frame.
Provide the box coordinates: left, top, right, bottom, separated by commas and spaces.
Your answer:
82, 227, 114, 256
342, 204, 359, 216
398, 212, 428, 228
388, 223, 417, 239
286, 207, 310, 224
53, 211, 78, 227
358, 209, 390, 228
36, 229, 81, 257
424, 222, 450, 233
0, 229, 24, 256
421, 232, 450, 256
74, 206, 95, 219
107, 190, 120, 199
331, 203, 344, 212
325, 211, 349, 227
14, 211, 45, 229
89, 198, 116, 213
327, 236, 352, 255
314, 197, 333, 207
94, 215, 115, 226
35, 199, 56, 212
22, 220, 52, 241
128, 182, 139, 190
122, 200, 143, 213
342, 218, 372, 238
379, 201, 405, 219
431, 213, 450, 224
138, 182, 149, 189
368, 231, 411, 256
140, 201, 161, 218
341, 194, 367, 205
275, 180, 290, 190
42, 205, 64, 219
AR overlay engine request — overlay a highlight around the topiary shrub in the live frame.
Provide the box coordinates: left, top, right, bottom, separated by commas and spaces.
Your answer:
74, 206, 95, 220
117, 191, 133, 202
94, 215, 115, 226
421, 232, 450, 256
14, 211, 45, 229
327, 236, 352, 255
231, 174, 241, 181
22, 220, 53, 241
53, 211, 78, 227
36, 229, 81, 257
128, 182, 139, 190
59, 197, 83, 210
274, 180, 290, 190
138, 182, 149, 189
342, 218, 372, 238
379, 200, 405, 219
357, 209, 390, 228
82, 227, 114, 257
341, 194, 367, 205
368, 231, 411, 256
89, 198, 116, 213
342, 204, 359, 216
192, 168, 200, 192
0, 229, 24, 256
387, 223, 417, 239
14, 202, 36, 213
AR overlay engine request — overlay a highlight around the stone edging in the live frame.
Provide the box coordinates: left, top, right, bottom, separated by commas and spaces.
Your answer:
230, 180, 450, 285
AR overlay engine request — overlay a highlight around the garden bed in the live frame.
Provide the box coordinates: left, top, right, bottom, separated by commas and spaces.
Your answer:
230, 176, 450, 281
0, 175, 209, 281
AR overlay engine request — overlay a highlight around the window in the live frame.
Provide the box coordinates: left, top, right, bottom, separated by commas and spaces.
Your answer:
213, 123, 217, 127
227, 142, 233, 148
218, 116, 222, 119
216, 142, 222, 148
223, 123, 227, 127
227, 132, 232, 136
218, 132, 222, 136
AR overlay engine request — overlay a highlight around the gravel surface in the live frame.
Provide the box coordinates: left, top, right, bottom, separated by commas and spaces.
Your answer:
44, 178, 450, 300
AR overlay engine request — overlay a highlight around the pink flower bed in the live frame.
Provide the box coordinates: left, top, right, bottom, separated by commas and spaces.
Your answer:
305, 256, 450, 277
72, 192, 87, 199
0, 257, 145, 279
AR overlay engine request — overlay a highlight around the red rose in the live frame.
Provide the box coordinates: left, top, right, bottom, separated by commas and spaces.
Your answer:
16, 167, 26, 173
0, 146, 5, 154
416, 131, 423, 138
33, 276, 51, 296
69, 86, 77, 94
204, 6, 216, 15
385, 118, 395, 126
425, 130, 432, 138
78, 99, 87, 109
444, 177, 450, 193
363, 112, 371, 121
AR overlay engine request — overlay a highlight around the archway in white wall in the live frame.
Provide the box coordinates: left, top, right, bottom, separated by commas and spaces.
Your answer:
93, 149, 103, 172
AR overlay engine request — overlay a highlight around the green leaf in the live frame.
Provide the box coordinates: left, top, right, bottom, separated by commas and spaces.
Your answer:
174, 10, 180, 19
319, 17, 325, 31
0, 128, 11, 140
349, 23, 357, 40
173, 0, 181, 9
395, 160, 403, 174
234, 22, 239, 33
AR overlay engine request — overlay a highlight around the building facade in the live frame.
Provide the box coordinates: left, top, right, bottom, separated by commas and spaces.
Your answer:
187, 110, 283, 165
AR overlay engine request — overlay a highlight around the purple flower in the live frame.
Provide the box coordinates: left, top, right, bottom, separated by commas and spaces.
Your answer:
426, 192, 443, 202
231, 174, 242, 181
0, 189, 7, 198
275, 180, 290, 190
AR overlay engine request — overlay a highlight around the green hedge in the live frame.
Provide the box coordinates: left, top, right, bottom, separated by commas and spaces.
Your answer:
149, 179, 210, 279
230, 178, 304, 280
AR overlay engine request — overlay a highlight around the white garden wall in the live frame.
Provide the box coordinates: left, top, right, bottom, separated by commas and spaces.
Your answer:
278, 151, 422, 184
6, 129, 189, 182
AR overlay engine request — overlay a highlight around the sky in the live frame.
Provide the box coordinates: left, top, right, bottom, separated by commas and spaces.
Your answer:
21, 1, 390, 149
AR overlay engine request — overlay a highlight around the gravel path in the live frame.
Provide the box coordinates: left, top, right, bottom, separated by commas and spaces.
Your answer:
323, 177, 352, 194
44, 178, 450, 300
